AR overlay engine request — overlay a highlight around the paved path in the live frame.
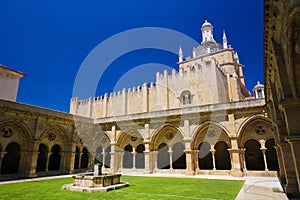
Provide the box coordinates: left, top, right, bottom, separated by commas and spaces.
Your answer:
0, 173, 289, 199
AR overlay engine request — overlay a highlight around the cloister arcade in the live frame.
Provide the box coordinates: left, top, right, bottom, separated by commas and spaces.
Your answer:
0, 114, 280, 180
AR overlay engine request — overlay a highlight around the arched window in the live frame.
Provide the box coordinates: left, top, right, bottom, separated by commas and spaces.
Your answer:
105, 146, 111, 168
123, 145, 133, 168
245, 140, 264, 170
48, 144, 61, 171
94, 146, 103, 165
136, 144, 145, 169
1, 142, 20, 174
198, 142, 213, 170
157, 143, 170, 169
215, 141, 231, 170
180, 90, 193, 105
172, 143, 186, 169
80, 147, 89, 169
36, 144, 48, 172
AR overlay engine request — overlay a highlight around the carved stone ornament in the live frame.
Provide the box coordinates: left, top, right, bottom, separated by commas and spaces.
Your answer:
131, 136, 137, 141
166, 132, 173, 140
102, 137, 107, 144
255, 125, 266, 135
48, 132, 56, 141
207, 129, 216, 138
1, 127, 13, 138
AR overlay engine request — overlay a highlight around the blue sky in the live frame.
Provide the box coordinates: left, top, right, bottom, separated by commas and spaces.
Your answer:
0, 0, 263, 112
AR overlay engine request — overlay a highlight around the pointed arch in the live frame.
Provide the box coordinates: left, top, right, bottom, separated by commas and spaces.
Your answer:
117, 128, 144, 149
237, 115, 275, 147
39, 125, 69, 145
92, 131, 111, 152
0, 120, 33, 146
151, 124, 184, 150
191, 121, 231, 150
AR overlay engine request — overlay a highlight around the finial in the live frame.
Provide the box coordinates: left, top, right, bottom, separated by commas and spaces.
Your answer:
204, 12, 207, 21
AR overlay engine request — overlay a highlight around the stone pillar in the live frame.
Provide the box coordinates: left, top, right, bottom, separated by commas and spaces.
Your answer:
184, 150, 194, 175
260, 140, 269, 171
194, 150, 199, 171
261, 148, 269, 171
211, 148, 216, 170
28, 142, 40, 177
110, 143, 117, 173
143, 141, 152, 173
153, 151, 158, 170
132, 148, 136, 170
19, 151, 32, 177
68, 144, 77, 174
240, 148, 247, 172
46, 152, 51, 172
286, 136, 300, 193
168, 149, 173, 170
102, 149, 106, 169
119, 151, 124, 171
184, 139, 194, 175
228, 139, 243, 177
278, 143, 300, 196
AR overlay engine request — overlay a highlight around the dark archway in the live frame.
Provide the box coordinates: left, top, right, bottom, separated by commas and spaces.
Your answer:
215, 141, 231, 170
94, 146, 103, 165
266, 139, 279, 171
80, 147, 89, 169
123, 145, 133, 168
172, 143, 186, 169
1, 142, 20, 174
105, 146, 111, 168
48, 144, 61, 171
74, 146, 80, 170
36, 144, 48, 172
157, 143, 170, 169
136, 144, 145, 169
198, 142, 213, 170
245, 139, 265, 170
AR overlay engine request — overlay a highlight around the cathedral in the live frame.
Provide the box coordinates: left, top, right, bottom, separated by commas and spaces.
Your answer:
0, 18, 279, 186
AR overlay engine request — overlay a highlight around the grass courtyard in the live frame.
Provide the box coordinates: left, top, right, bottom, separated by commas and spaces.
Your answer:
0, 175, 244, 200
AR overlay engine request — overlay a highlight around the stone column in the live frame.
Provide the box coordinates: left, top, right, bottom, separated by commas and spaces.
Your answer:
153, 151, 158, 170
143, 140, 152, 173
119, 151, 124, 171
46, 152, 51, 172
19, 151, 32, 177
168, 149, 173, 170
102, 149, 106, 169
184, 150, 194, 175
240, 148, 247, 172
211, 148, 216, 170
132, 148, 136, 170
110, 143, 117, 173
261, 148, 269, 171
194, 150, 199, 171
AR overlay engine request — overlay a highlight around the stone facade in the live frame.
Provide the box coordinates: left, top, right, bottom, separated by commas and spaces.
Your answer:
0, 18, 281, 183
264, 0, 300, 198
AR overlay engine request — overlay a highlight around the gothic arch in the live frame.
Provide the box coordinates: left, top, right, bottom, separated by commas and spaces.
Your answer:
0, 120, 33, 148
39, 125, 69, 146
151, 124, 184, 150
117, 128, 144, 149
191, 121, 231, 150
237, 115, 275, 147
92, 131, 111, 152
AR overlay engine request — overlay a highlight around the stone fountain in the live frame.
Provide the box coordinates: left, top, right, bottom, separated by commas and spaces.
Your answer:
62, 163, 129, 192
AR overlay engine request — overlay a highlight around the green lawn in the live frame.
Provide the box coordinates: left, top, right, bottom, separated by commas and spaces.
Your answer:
0, 176, 244, 200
